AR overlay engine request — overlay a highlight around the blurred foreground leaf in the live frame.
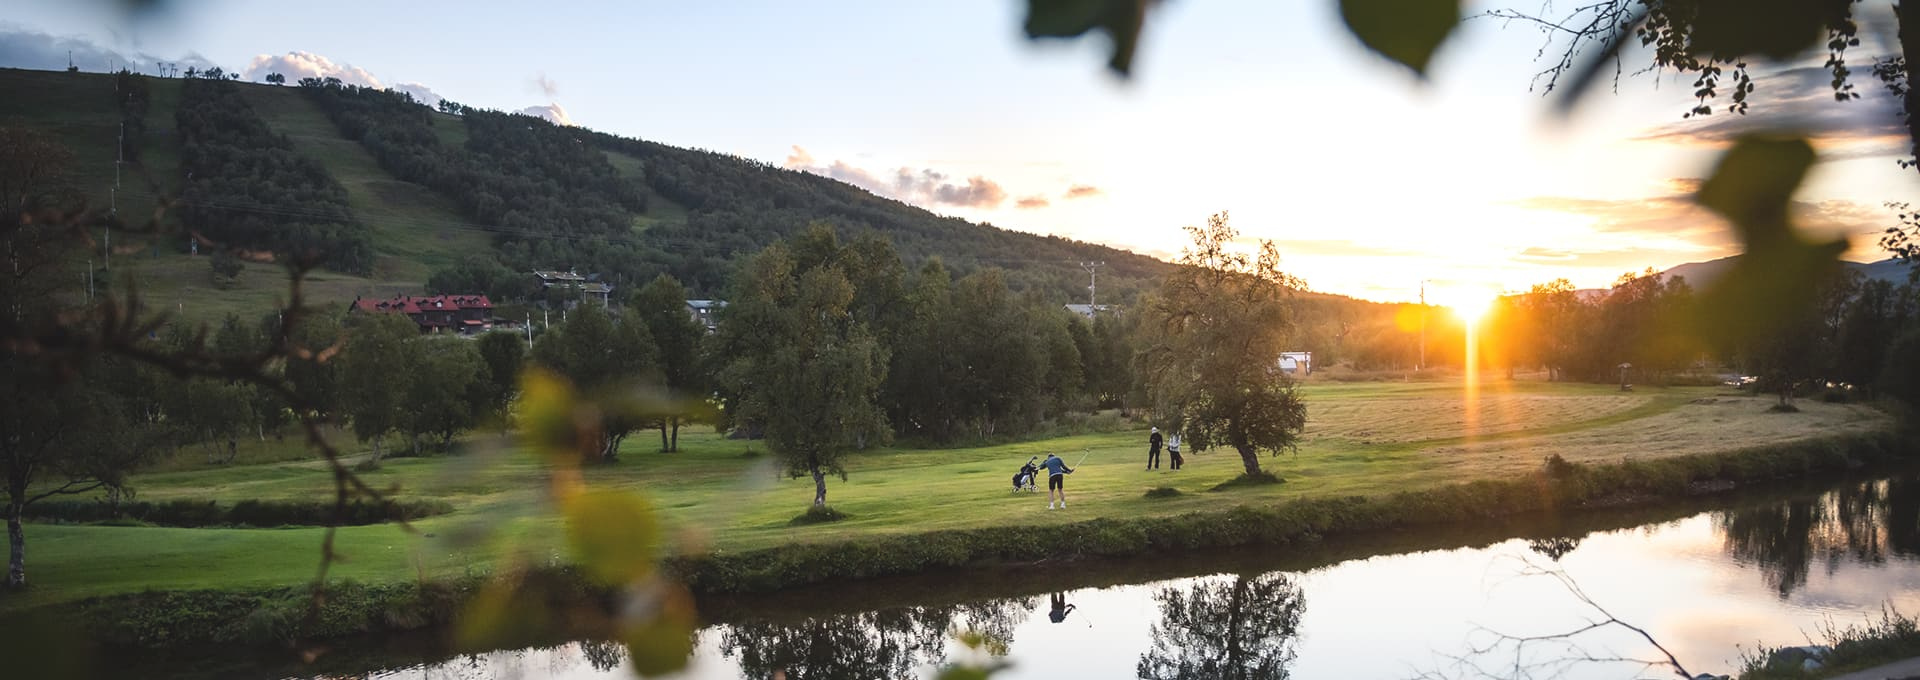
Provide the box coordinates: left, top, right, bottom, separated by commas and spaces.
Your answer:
565, 489, 662, 586
1340, 0, 1460, 77
621, 582, 697, 676
1681, 0, 1829, 60
1024, 0, 1154, 76
1692, 135, 1847, 344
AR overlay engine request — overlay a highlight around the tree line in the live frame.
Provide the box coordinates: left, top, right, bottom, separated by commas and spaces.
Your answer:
174, 76, 373, 273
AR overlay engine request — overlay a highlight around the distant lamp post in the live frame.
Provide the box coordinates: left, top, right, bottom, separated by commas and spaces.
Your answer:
1617, 362, 1633, 392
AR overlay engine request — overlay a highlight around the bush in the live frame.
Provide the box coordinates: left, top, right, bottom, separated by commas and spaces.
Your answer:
789, 505, 849, 526
1208, 472, 1285, 491
1143, 487, 1183, 498
22, 498, 453, 528
1543, 453, 1582, 479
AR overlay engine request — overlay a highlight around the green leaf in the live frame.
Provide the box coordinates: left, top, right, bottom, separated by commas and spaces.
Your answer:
1023, 0, 1150, 76
1696, 136, 1815, 246
564, 489, 661, 585
1687, 0, 1827, 60
621, 584, 697, 676
1339, 0, 1460, 77
1691, 135, 1848, 345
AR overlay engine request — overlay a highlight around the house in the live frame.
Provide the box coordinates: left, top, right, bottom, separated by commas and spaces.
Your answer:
1279, 351, 1312, 376
1064, 303, 1115, 319
686, 299, 726, 332
350, 294, 495, 334
532, 269, 612, 308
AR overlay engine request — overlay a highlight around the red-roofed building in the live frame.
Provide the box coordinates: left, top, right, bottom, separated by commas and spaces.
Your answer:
350, 294, 496, 334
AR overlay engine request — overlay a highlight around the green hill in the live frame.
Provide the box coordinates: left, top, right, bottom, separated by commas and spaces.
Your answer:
0, 67, 1168, 326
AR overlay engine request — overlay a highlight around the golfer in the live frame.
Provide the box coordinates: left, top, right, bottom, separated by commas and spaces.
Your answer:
1168, 433, 1183, 470
1044, 452, 1075, 509
1147, 427, 1163, 470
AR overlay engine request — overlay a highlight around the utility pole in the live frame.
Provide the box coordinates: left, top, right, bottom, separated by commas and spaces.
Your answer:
1418, 280, 1428, 372
1079, 261, 1105, 310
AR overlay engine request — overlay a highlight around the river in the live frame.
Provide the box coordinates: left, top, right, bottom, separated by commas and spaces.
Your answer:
149, 469, 1920, 679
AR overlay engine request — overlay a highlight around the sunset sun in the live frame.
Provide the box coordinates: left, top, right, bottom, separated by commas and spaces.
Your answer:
1440, 289, 1496, 325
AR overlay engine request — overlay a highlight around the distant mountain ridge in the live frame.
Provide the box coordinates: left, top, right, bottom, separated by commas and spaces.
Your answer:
1659, 255, 1914, 289
1567, 255, 1912, 298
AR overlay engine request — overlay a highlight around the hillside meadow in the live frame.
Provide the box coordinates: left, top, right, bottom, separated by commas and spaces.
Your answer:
1, 379, 1891, 609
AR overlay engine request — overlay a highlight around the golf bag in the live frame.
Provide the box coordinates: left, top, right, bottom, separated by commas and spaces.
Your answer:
1012, 457, 1039, 493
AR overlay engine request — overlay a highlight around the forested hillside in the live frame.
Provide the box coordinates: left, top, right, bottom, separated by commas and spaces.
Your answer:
0, 67, 1170, 307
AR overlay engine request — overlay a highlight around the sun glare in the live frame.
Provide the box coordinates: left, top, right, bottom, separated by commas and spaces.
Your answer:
1440, 289, 1496, 325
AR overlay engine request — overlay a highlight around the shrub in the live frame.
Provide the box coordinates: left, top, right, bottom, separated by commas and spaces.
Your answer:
22, 498, 452, 527
789, 505, 849, 526
1208, 472, 1285, 491
1543, 453, 1582, 479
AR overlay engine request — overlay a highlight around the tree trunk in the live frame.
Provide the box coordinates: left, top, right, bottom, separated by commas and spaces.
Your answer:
6, 482, 24, 589
670, 418, 680, 453
1901, 1, 1920, 174
659, 422, 669, 453
602, 433, 624, 464
811, 466, 828, 507
1235, 444, 1262, 477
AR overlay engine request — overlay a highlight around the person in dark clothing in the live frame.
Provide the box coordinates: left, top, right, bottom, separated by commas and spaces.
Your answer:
1048, 592, 1076, 623
1147, 427, 1163, 470
1043, 452, 1075, 509
1168, 432, 1183, 470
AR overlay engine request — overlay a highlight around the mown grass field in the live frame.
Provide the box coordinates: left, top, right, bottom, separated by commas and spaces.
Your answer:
1, 379, 1892, 610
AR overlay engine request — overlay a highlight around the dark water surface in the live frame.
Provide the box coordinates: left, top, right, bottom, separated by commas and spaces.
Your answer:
153, 469, 1920, 679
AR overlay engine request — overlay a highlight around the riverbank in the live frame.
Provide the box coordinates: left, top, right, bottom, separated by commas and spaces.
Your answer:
0, 383, 1906, 652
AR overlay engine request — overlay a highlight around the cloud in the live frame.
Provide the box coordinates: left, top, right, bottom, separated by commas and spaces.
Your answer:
1512, 180, 1890, 259
1635, 65, 1908, 150
242, 50, 444, 106
532, 72, 559, 98
1064, 184, 1103, 199
1271, 238, 1426, 258
0, 25, 214, 74
519, 103, 574, 126
1016, 195, 1050, 209
389, 82, 443, 108
785, 146, 1010, 209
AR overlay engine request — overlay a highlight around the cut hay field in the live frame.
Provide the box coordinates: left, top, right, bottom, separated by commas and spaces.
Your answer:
1, 379, 1893, 609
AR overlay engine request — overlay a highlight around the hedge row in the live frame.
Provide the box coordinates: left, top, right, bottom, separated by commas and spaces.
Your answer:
22, 498, 453, 528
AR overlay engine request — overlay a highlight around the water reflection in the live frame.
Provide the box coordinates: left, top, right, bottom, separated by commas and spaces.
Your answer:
1716, 478, 1920, 597
1137, 573, 1305, 680
716, 597, 1033, 679
1524, 536, 1582, 562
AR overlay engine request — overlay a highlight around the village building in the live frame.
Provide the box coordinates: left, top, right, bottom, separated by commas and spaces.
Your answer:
686, 299, 726, 332
349, 294, 496, 334
533, 269, 613, 308
1064, 303, 1116, 319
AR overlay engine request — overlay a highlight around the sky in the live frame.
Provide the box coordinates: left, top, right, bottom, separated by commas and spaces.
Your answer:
3, 0, 1915, 303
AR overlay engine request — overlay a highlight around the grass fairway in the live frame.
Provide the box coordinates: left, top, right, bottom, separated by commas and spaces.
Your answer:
0, 380, 1894, 609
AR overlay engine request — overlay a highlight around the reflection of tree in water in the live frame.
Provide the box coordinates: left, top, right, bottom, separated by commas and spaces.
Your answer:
1526, 536, 1582, 562
579, 639, 625, 672
1137, 573, 1305, 680
1716, 478, 1920, 597
718, 597, 1034, 679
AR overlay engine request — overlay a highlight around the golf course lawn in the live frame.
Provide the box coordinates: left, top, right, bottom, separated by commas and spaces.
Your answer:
1, 380, 1893, 610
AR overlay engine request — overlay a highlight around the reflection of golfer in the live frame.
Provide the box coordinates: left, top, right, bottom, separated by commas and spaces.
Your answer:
1044, 453, 1075, 510
1048, 592, 1076, 623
